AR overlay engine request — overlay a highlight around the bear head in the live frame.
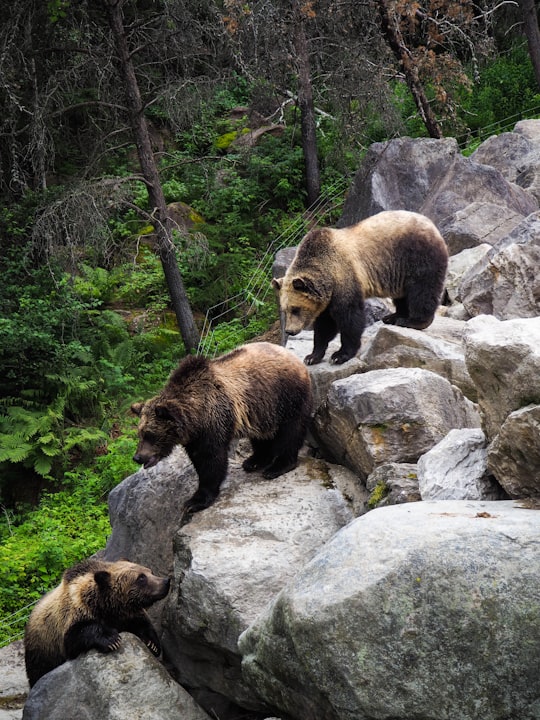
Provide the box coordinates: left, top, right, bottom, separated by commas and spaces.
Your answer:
272, 275, 330, 336
88, 560, 170, 616
131, 396, 190, 469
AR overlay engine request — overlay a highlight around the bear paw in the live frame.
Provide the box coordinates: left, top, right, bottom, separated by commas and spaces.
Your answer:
184, 489, 218, 514
330, 350, 353, 365
304, 352, 324, 365
101, 630, 122, 653
145, 639, 160, 656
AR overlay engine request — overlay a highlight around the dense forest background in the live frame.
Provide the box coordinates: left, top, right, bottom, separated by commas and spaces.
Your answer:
2, 0, 540, 645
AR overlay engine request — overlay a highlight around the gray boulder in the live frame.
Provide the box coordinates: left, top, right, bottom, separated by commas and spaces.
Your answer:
285, 330, 365, 411
487, 404, 540, 497
0, 641, 27, 720
104, 446, 198, 577
459, 211, 540, 319
313, 367, 480, 480
365, 462, 420, 508
240, 500, 540, 720
22, 634, 212, 720
471, 120, 540, 202
417, 427, 503, 500
464, 315, 540, 440
338, 136, 537, 254
445, 243, 490, 304
362, 316, 476, 400
161, 454, 367, 713
338, 136, 459, 223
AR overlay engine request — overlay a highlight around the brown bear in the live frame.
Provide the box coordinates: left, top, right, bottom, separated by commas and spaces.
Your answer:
131, 341, 313, 513
24, 558, 170, 687
272, 210, 448, 365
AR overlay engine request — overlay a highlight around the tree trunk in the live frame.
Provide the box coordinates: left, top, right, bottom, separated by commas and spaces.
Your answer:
293, 2, 320, 207
518, 0, 540, 89
106, 0, 199, 353
378, 0, 442, 139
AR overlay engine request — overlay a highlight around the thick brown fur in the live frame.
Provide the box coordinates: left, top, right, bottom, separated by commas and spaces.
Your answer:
272, 210, 448, 365
24, 558, 170, 687
131, 342, 313, 513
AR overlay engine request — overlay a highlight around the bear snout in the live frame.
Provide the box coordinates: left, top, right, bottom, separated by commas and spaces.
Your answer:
148, 576, 171, 603
133, 450, 160, 469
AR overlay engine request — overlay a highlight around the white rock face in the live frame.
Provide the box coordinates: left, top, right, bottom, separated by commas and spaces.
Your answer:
464, 315, 540, 440
417, 427, 503, 500
240, 500, 540, 720
162, 455, 368, 710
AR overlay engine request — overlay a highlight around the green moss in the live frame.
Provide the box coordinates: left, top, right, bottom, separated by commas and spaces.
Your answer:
368, 480, 389, 510
214, 131, 238, 151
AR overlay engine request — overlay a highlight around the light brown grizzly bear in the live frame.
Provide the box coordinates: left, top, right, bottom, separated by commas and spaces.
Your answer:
272, 210, 448, 365
24, 558, 170, 687
131, 341, 313, 513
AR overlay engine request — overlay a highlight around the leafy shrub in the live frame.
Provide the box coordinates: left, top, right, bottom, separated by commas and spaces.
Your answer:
463, 44, 539, 137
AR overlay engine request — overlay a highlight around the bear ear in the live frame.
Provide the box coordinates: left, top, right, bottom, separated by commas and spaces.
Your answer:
131, 402, 144, 417
155, 401, 179, 422
271, 277, 283, 292
292, 276, 321, 298
94, 570, 111, 589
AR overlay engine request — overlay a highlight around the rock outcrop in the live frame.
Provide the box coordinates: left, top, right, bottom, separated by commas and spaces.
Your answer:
240, 501, 540, 720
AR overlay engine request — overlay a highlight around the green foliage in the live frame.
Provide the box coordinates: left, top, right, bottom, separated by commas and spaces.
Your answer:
0, 430, 141, 645
463, 44, 540, 138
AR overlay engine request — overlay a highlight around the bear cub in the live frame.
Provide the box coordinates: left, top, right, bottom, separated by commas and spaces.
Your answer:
273, 210, 448, 365
24, 558, 170, 687
132, 341, 313, 513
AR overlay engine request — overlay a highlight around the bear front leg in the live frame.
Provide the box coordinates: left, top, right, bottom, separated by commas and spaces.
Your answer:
330, 295, 365, 364
185, 442, 229, 513
121, 615, 161, 657
305, 312, 338, 365
64, 619, 121, 660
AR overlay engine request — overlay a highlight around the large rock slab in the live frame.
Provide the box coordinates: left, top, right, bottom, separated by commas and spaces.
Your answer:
162, 455, 367, 712
22, 634, 212, 720
285, 330, 365, 411
464, 315, 540, 440
240, 500, 540, 720
338, 136, 459, 224
313, 367, 480, 480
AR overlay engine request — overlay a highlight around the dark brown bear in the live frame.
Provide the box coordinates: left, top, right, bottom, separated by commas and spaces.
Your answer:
131, 341, 313, 513
24, 558, 170, 687
272, 210, 448, 365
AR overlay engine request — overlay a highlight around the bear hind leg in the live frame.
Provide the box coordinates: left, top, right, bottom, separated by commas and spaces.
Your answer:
261, 421, 306, 479
382, 297, 409, 326
384, 292, 436, 330
243, 438, 275, 473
